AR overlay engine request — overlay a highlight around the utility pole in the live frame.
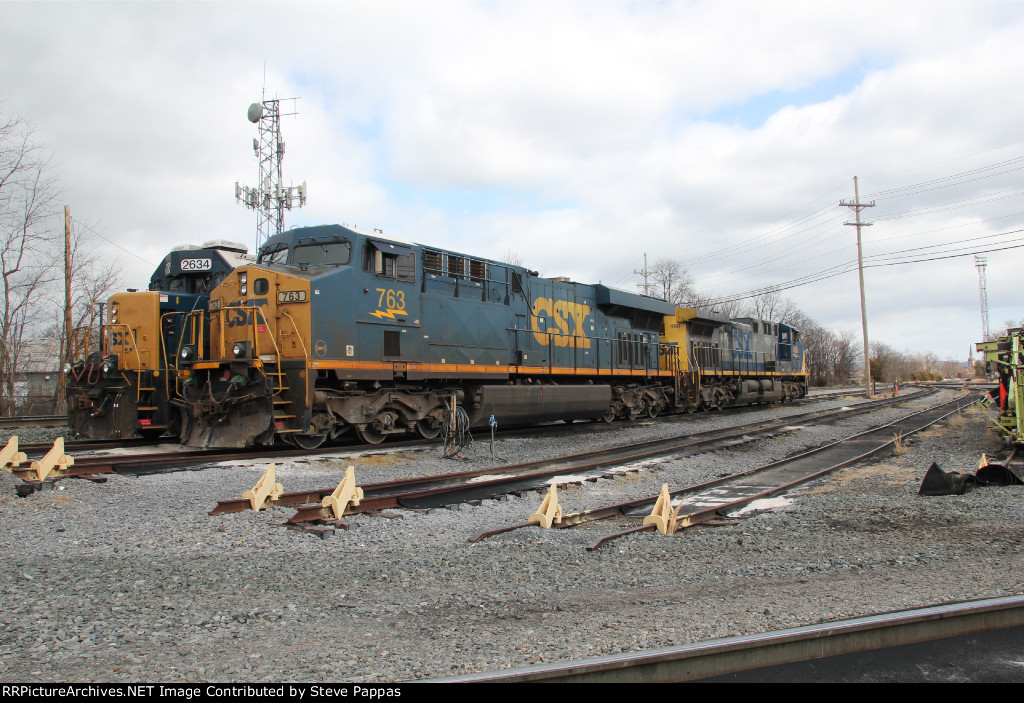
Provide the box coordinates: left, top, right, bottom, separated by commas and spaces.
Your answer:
840, 176, 875, 398
975, 255, 990, 343
61, 205, 71, 411
634, 253, 650, 296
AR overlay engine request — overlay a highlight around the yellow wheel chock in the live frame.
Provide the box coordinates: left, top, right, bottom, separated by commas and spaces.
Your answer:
529, 484, 563, 528
242, 463, 284, 511
642, 484, 679, 535
322, 466, 364, 520
0, 436, 27, 471
30, 437, 74, 481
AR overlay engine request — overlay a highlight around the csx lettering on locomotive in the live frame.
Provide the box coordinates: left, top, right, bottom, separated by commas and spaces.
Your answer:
530, 297, 591, 348
223, 299, 269, 327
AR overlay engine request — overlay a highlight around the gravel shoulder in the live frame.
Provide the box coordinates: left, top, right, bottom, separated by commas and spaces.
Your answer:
1, 389, 1021, 683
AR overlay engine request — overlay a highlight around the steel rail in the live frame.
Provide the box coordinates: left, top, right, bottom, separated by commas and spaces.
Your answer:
256, 389, 934, 523
463, 391, 972, 544
0, 414, 68, 428
583, 392, 977, 550
421, 595, 1024, 683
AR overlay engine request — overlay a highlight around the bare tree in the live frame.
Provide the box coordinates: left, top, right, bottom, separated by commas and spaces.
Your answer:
644, 257, 696, 305
501, 248, 526, 268
0, 109, 61, 414
744, 288, 801, 324
46, 217, 124, 372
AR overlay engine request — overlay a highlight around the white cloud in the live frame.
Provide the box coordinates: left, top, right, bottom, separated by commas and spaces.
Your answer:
0, 0, 1022, 359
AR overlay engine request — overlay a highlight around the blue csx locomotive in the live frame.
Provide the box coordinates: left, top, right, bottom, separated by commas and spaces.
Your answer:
175, 224, 807, 448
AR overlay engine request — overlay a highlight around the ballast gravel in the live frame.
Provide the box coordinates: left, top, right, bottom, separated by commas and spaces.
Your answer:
1, 387, 1021, 683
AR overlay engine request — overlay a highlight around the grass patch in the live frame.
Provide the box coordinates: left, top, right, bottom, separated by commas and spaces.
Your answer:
893, 432, 909, 456
945, 412, 966, 428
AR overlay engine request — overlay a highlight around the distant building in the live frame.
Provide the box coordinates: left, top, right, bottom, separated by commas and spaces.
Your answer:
14, 337, 61, 414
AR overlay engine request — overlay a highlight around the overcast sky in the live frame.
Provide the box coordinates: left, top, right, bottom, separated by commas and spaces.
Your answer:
3, 0, 1023, 361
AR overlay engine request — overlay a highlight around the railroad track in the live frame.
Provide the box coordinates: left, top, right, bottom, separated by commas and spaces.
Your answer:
2, 385, 868, 468
424, 595, 1024, 682
0, 413, 67, 428
469, 390, 976, 549
208, 387, 939, 523
7, 386, 892, 486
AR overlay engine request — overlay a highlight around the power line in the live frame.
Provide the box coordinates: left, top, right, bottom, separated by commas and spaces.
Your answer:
702, 235, 1024, 306
70, 217, 157, 268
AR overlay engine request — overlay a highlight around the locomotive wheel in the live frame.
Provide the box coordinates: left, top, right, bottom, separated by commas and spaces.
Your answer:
415, 418, 441, 440
287, 433, 327, 450
712, 396, 726, 411
600, 408, 616, 423
358, 425, 386, 445
647, 402, 662, 419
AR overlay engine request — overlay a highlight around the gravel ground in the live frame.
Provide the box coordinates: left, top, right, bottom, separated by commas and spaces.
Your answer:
1, 387, 1021, 683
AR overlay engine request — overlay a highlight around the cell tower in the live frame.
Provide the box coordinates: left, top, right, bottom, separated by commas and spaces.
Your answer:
975, 255, 990, 342
235, 98, 307, 250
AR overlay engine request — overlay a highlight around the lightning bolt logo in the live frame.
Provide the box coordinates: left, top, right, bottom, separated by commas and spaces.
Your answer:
370, 309, 406, 320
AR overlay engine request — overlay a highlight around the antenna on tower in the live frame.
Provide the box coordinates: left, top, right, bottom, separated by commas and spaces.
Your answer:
975, 255, 990, 342
234, 91, 307, 251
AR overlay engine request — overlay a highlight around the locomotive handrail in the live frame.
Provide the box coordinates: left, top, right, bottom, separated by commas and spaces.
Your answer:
101, 323, 144, 401
70, 324, 91, 362
280, 308, 310, 362
210, 303, 274, 391
168, 310, 205, 400
250, 305, 289, 398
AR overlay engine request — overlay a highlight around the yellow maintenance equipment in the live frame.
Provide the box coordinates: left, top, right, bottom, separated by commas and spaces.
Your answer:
322, 466, 364, 519
29, 437, 74, 481
642, 484, 680, 535
242, 463, 284, 511
977, 330, 1024, 444
529, 484, 563, 528
0, 436, 27, 471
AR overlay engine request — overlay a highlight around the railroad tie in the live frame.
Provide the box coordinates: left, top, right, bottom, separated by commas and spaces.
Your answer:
0, 436, 27, 471
242, 463, 284, 511
529, 484, 563, 529
30, 438, 74, 481
322, 466, 364, 520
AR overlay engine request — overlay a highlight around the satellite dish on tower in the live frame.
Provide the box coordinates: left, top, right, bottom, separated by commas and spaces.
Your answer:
247, 102, 263, 123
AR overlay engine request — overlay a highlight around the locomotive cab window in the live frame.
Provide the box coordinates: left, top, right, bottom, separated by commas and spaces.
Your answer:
367, 241, 415, 283
258, 242, 290, 266
293, 240, 352, 267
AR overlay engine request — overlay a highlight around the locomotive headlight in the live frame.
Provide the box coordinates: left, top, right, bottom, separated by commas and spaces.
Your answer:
63, 363, 71, 374
232, 340, 250, 359
180, 344, 197, 363
239, 272, 247, 295
101, 355, 118, 374
111, 308, 118, 324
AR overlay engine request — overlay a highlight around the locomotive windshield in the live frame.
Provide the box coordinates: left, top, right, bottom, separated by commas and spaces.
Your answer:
258, 242, 290, 266
258, 239, 352, 267
293, 240, 352, 266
